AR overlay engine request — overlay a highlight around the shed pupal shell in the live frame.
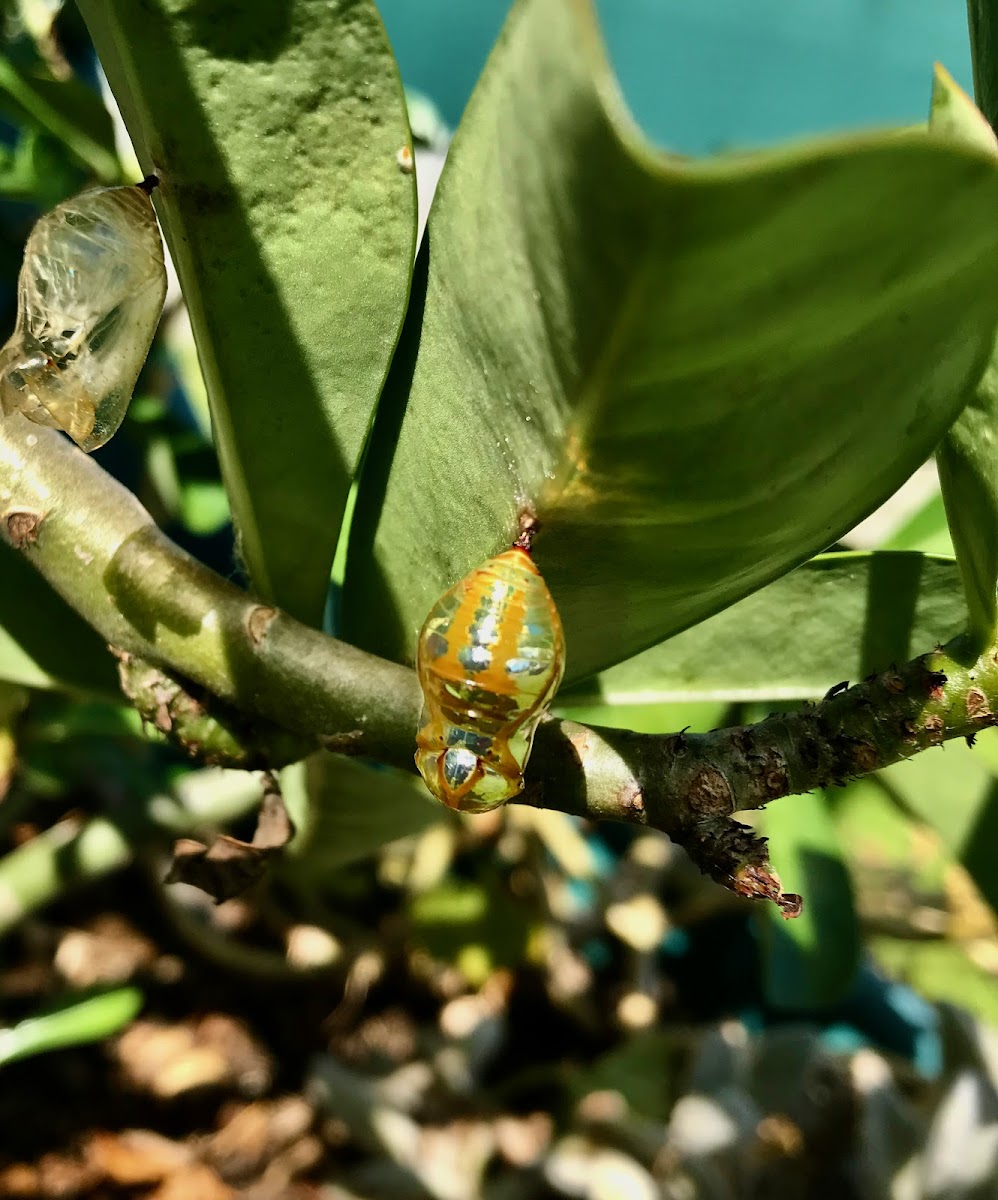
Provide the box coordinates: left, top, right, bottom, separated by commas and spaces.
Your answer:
0, 182, 167, 452
415, 546, 565, 813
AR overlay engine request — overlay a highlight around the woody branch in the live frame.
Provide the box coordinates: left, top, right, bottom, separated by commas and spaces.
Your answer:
1, 414, 989, 914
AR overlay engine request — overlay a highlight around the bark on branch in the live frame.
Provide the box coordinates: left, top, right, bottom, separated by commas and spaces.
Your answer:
1, 415, 988, 913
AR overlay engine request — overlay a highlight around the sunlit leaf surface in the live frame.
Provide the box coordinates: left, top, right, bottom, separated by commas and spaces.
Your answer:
346, 0, 998, 684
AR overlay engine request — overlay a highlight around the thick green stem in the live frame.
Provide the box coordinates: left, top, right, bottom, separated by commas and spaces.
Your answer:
0, 416, 420, 766
2, 413, 992, 913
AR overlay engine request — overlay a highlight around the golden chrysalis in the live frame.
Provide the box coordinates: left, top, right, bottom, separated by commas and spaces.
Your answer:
0, 180, 167, 452
415, 530, 565, 813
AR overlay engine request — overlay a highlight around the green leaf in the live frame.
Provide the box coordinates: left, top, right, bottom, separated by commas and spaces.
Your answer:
558, 552, 966, 708
344, 0, 998, 683
0, 542, 119, 696
930, 65, 998, 647
0, 986, 142, 1066
0, 55, 120, 183
286, 752, 440, 875
79, 0, 417, 626
759, 790, 861, 1010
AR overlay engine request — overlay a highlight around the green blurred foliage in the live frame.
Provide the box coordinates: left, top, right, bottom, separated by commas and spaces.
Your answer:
0, 986, 142, 1066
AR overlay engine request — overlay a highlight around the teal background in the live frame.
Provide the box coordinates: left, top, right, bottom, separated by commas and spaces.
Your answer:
377, 0, 973, 152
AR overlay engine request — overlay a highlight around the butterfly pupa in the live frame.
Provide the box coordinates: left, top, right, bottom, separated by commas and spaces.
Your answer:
0, 181, 167, 452
415, 538, 565, 813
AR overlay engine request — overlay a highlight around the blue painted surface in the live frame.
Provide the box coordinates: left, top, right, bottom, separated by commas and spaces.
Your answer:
376, 0, 973, 153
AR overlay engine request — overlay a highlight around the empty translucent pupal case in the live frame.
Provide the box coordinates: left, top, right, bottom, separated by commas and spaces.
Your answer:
0, 182, 167, 452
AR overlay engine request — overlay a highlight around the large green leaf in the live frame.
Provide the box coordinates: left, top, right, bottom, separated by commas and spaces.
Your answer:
0, 542, 118, 695
557, 552, 966, 707
344, 0, 998, 683
930, 66, 998, 646
78, 0, 417, 626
